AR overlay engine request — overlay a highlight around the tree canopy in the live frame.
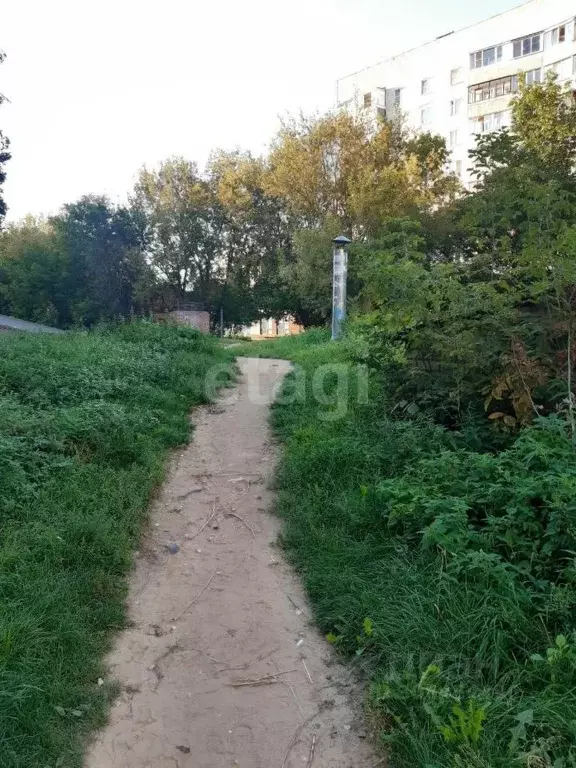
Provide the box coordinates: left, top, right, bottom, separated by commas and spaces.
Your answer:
0, 50, 11, 227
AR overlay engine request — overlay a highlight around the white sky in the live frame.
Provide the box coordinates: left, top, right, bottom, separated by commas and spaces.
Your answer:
2, 0, 521, 221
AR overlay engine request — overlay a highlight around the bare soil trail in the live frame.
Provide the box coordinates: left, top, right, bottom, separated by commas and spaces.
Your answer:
86, 357, 375, 768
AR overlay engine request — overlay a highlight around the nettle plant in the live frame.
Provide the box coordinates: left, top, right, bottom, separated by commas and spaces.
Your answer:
376, 415, 576, 599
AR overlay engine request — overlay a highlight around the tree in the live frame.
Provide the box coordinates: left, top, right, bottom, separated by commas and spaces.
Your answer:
206, 149, 293, 326
132, 158, 221, 305
265, 111, 458, 238
385, 75, 576, 430
53, 195, 149, 325
263, 111, 459, 325
0, 51, 11, 227
0, 217, 68, 325
282, 221, 341, 326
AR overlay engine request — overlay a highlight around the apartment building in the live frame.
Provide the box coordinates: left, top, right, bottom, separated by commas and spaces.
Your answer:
336, 0, 576, 185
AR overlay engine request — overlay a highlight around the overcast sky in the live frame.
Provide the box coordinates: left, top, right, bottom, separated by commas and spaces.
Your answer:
2, 0, 521, 221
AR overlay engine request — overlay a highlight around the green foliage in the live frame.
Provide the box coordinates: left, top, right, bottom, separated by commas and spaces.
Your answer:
0, 199, 152, 328
231, 328, 330, 363
0, 322, 232, 767
257, 330, 576, 767
0, 50, 10, 226
53, 196, 149, 325
438, 700, 486, 746
511, 72, 576, 170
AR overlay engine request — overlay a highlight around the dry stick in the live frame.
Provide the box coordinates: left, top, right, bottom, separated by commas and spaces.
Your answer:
228, 670, 298, 688
280, 711, 320, 768
285, 592, 306, 616
225, 511, 255, 538
190, 647, 224, 666
188, 502, 218, 541
302, 659, 313, 685
305, 734, 317, 768
283, 680, 305, 717
187, 472, 264, 477
217, 646, 279, 674
172, 568, 218, 621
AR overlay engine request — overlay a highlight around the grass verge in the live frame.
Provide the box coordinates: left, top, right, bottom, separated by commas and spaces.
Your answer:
0, 321, 232, 768
240, 330, 576, 768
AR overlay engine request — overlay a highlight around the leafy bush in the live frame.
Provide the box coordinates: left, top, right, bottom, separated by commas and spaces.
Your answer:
243, 332, 576, 768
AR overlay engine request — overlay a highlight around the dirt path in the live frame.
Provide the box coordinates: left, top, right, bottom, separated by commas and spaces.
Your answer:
86, 357, 375, 768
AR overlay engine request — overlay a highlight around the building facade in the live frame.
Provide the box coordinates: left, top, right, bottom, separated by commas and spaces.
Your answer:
241, 316, 303, 339
336, 0, 576, 186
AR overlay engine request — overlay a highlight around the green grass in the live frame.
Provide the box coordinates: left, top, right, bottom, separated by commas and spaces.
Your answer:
0, 321, 233, 768
231, 328, 331, 363
241, 330, 576, 768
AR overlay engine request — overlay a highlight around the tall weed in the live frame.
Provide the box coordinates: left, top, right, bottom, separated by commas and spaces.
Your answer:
245, 331, 576, 768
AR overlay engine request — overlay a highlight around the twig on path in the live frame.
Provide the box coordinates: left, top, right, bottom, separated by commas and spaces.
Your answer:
225, 511, 255, 538
305, 734, 317, 768
216, 646, 279, 674
190, 647, 224, 665
302, 659, 313, 684
280, 711, 320, 768
188, 472, 264, 478
228, 670, 298, 688
285, 592, 307, 617
172, 568, 218, 621
283, 680, 305, 717
188, 502, 218, 541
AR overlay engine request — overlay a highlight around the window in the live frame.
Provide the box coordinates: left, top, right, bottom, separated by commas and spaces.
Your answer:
449, 129, 459, 147
551, 25, 566, 44
455, 159, 463, 176
474, 110, 505, 134
470, 45, 503, 69
363, 92, 372, 108
450, 98, 462, 116
394, 88, 401, 105
525, 67, 542, 85
421, 78, 430, 95
420, 106, 432, 124
512, 33, 542, 58
545, 56, 573, 81
468, 74, 519, 104
450, 67, 462, 85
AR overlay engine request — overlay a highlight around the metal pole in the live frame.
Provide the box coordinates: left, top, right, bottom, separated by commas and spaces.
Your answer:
331, 235, 351, 340
219, 306, 224, 337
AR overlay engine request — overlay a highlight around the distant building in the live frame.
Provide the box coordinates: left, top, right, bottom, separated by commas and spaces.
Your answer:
336, 0, 576, 186
241, 316, 303, 339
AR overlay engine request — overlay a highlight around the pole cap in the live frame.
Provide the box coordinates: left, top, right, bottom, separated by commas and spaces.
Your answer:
333, 235, 352, 245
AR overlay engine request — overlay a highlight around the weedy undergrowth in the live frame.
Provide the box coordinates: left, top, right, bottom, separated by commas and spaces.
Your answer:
0, 321, 233, 768
242, 330, 576, 768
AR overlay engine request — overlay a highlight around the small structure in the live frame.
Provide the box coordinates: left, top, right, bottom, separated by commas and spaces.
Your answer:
0, 314, 64, 334
169, 302, 210, 333
241, 316, 303, 339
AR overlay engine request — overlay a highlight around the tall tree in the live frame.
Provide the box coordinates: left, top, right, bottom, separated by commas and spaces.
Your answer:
265, 111, 458, 237
0, 50, 11, 227
132, 158, 221, 305
52, 195, 149, 325
0, 217, 68, 325
263, 111, 458, 324
206, 149, 293, 325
